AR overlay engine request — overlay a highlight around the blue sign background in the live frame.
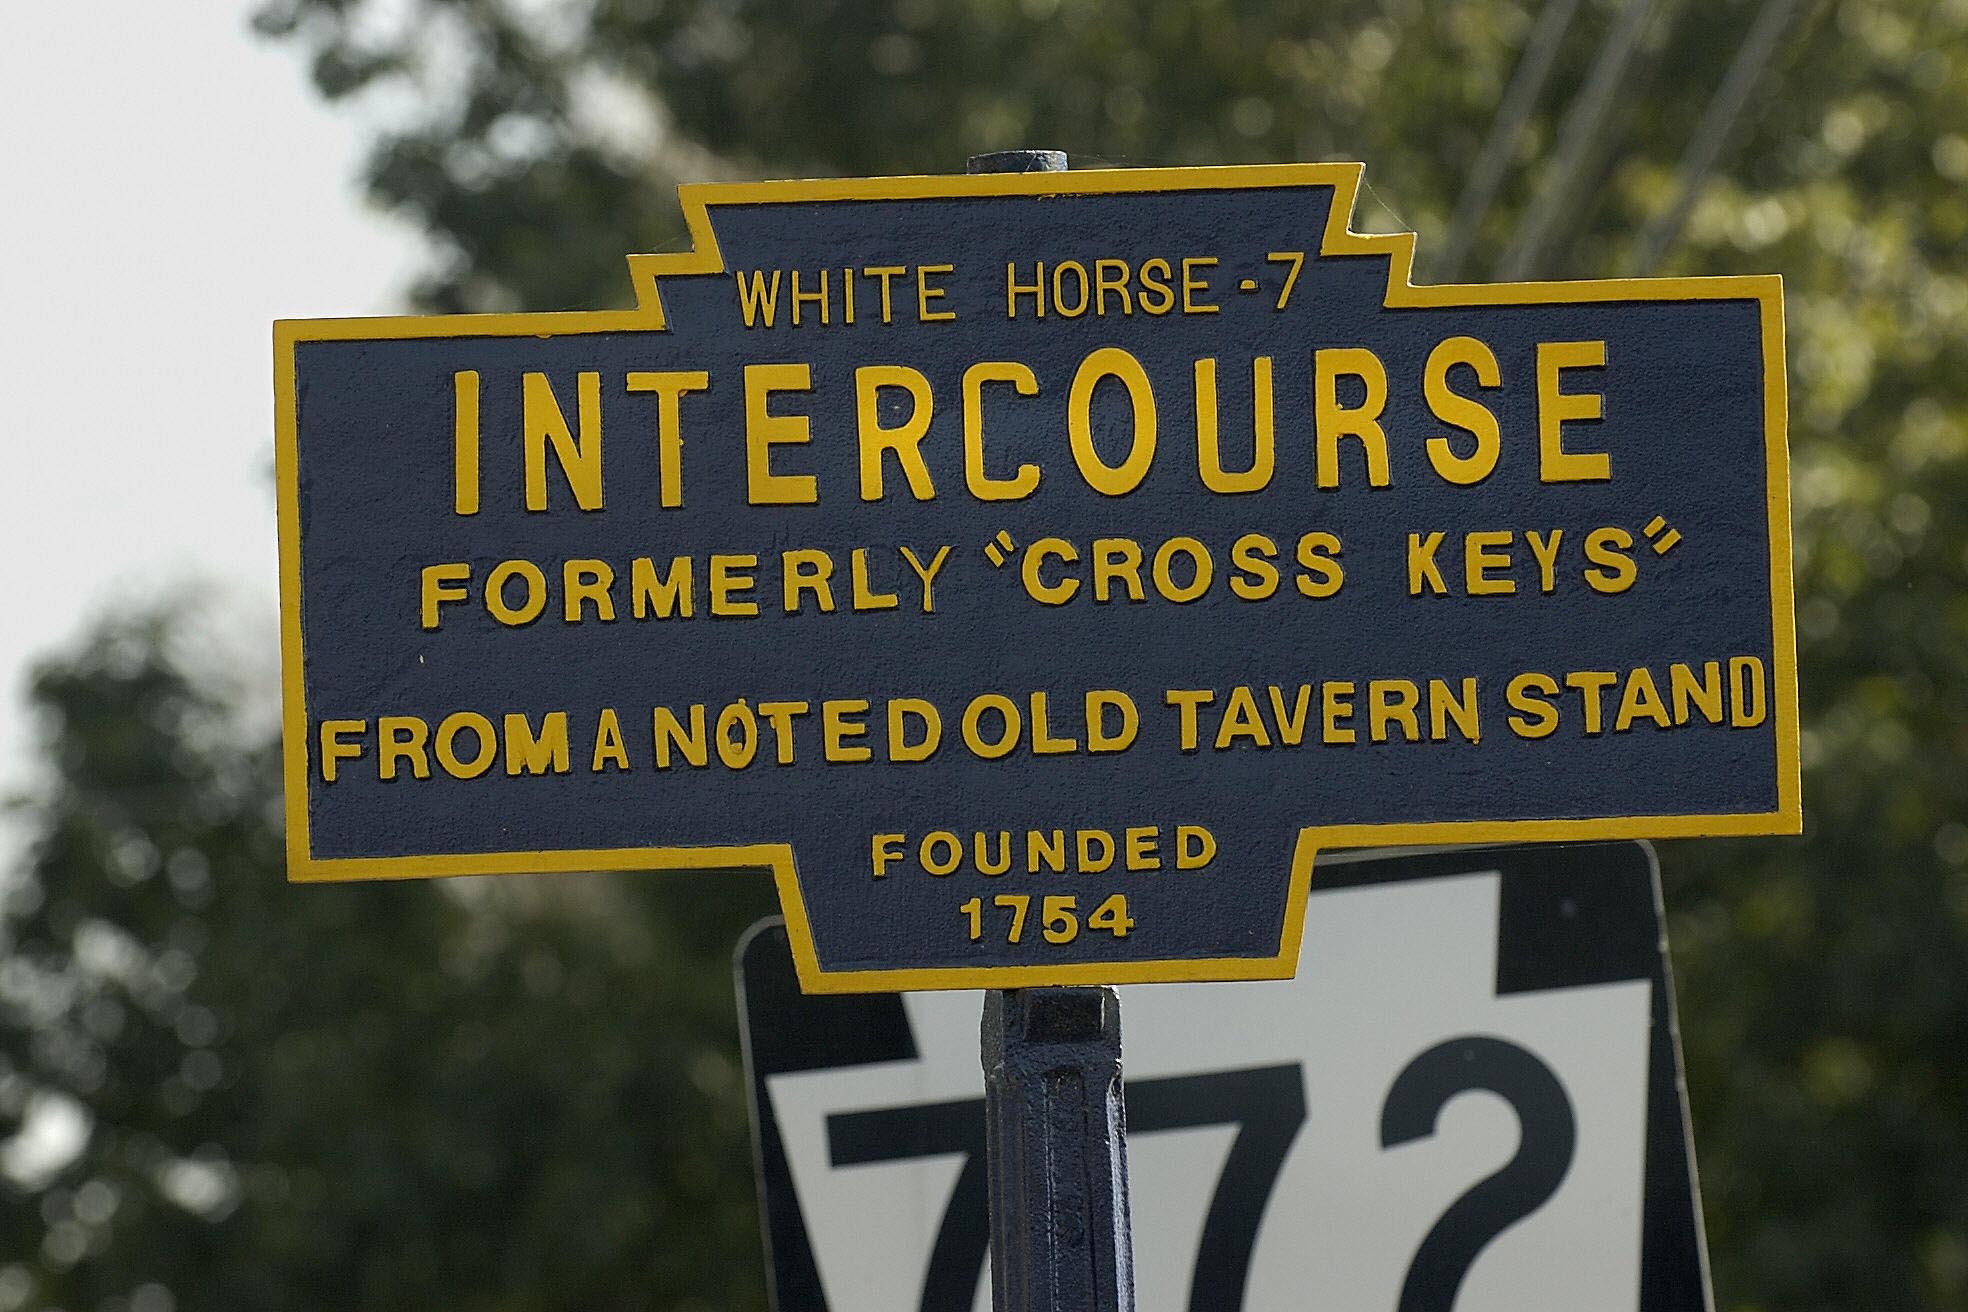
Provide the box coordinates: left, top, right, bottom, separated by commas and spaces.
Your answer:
277, 164, 1797, 991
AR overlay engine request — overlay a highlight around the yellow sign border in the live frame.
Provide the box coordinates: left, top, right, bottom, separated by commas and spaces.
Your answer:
275, 160, 1799, 994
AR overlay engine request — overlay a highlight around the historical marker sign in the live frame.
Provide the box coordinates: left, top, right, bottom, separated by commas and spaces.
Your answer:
738, 842, 1714, 1312
277, 162, 1798, 991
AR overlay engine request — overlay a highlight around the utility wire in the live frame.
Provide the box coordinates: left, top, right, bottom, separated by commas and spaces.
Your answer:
1438, 0, 1585, 282
1496, 0, 1660, 281
1627, 0, 1807, 273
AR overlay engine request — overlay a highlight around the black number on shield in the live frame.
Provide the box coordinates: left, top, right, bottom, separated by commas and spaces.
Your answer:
826, 1063, 1307, 1312
1379, 1036, 1577, 1312
827, 1096, 989, 1312
1127, 1063, 1308, 1312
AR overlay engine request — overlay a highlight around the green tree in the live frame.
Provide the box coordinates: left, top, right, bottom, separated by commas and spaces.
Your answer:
1, 609, 774, 1310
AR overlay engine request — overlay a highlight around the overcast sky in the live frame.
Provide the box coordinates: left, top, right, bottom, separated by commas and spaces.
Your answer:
0, 4, 422, 805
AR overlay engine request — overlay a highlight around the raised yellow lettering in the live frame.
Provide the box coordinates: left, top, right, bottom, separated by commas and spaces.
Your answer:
782, 549, 836, 613
1465, 530, 1516, 596
1023, 539, 1080, 605
757, 701, 810, 765
1195, 357, 1275, 494
1538, 340, 1611, 482
503, 712, 569, 776
1670, 661, 1724, 724
963, 362, 1041, 500
856, 365, 937, 501
379, 716, 430, 781
436, 712, 497, 778
1138, 259, 1175, 315
524, 371, 604, 511
917, 265, 956, 322
1408, 532, 1448, 596
625, 370, 710, 509
631, 557, 694, 619
1314, 348, 1390, 488
824, 699, 873, 762
790, 268, 829, 326
1029, 692, 1079, 755
1583, 527, 1637, 594
1566, 670, 1618, 735
421, 563, 470, 630
1295, 532, 1344, 598
900, 545, 951, 613
961, 694, 1021, 759
1506, 673, 1560, 739
453, 370, 479, 515
735, 270, 780, 327
850, 548, 900, 611
1052, 261, 1089, 318
591, 708, 630, 772
1086, 691, 1138, 753
319, 719, 367, 784
710, 554, 759, 616
562, 559, 615, 622
1526, 529, 1564, 593
1152, 537, 1212, 603
1006, 262, 1045, 319
653, 706, 708, 769
1423, 336, 1501, 485
1269, 685, 1312, 745
1369, 680, 1421, 742
888, 698, 942, 762
1093, 539, 1146, 603
1322, 681, 1357, 744
487, 560, 547, 626
1730, 656, 1768, 726
1229, 533, 1280, 601
744, 363, 817, 505
1095, 259, 1133, 316
1069, 347, 1157, 496
1181, 257, 1218, 314
1615, 667, 1672, 731
1214, 686, 1272, 749
1165, 689, 1214, 751
865, 266, 905, 324
1177, 825, 1216, 869
1429, 678, 1481, 743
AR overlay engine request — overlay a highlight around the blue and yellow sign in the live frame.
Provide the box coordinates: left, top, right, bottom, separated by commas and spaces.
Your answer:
276, 163, 1797, 992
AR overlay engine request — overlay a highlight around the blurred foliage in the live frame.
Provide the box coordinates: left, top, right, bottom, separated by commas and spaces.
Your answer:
3, 0, 1966, 1306
0, 616, 775, 1310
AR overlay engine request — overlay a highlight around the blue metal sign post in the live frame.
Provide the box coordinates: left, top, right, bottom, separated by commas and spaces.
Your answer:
968, 145, 1133, 1312
982, 986, 1133, 1312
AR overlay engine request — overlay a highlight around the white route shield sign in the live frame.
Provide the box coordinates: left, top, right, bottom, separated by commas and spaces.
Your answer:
735, 841, 1713, 1312
736, 845, 1708, 1306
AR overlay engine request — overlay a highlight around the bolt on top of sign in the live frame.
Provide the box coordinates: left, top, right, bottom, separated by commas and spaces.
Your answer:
276, 162, 1798, 993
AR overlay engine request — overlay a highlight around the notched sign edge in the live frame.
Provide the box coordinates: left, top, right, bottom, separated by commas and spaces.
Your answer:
272, 160, 1800, 994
